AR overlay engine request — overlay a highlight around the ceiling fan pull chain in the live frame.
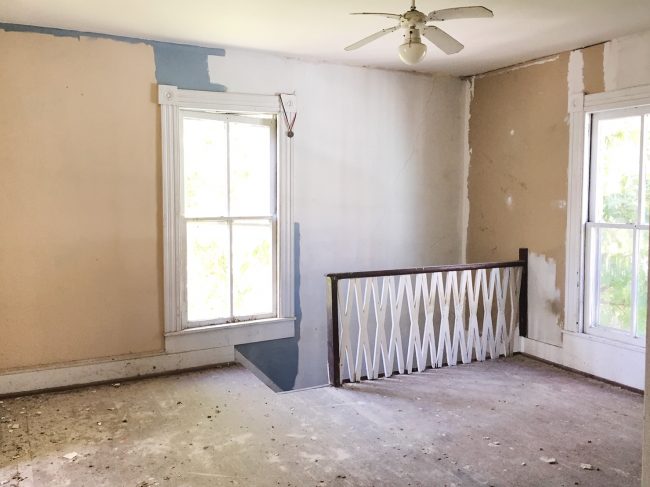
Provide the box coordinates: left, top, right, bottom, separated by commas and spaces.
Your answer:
278, 94, 297, 138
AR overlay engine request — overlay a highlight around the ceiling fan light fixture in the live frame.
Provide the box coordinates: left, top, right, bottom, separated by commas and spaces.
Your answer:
398, 33, 427, 65
346, 3, 492, 64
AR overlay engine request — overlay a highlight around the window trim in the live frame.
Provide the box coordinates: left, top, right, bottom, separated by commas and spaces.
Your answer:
566, 84, 650, 345
158, 85, 295, 336
583, 108, 649, 343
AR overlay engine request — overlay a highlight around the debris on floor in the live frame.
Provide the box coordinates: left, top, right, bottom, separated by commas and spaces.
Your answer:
0, 358, 642, 486
580, 463, 594, 470
540, 456, 558, 464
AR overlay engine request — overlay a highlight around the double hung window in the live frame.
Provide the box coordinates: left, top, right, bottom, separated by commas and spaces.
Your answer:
585, 107, 650, 340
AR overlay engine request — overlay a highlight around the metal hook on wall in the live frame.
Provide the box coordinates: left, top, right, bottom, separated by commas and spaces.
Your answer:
278, 94, 297, 138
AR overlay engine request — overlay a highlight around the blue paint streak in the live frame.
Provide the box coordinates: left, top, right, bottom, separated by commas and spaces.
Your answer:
152, 43, 225, 92
0, 23, 226, 92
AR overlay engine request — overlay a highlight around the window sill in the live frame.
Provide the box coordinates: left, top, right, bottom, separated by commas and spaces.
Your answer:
563, 330, 645, 353
164, 317, 296, 354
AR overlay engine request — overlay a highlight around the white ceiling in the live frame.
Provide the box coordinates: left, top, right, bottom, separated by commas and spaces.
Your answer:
2, 0, 650, 76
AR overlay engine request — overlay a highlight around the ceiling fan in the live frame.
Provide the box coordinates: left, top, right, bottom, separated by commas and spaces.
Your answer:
345, 1, 493, 65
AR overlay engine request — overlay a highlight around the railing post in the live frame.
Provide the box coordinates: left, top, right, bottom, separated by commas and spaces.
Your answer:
518, 248, 529, 338
326, 276, 341, 387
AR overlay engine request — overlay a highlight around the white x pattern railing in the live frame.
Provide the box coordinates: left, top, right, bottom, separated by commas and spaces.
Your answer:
327, 253, 527, 386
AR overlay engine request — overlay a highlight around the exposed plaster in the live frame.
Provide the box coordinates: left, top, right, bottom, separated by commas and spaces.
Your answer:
603, 40, 616, 92
0, 22, 226, 91
460, 78, 473, 263
567, 49, 585, 97
603, 29, 650, 92
528, 252, 563, 346
473, 55, 560, 80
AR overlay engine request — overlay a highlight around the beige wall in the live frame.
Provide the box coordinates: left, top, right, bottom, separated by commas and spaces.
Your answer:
0, 31, 163, 370
467, 44, 605, 345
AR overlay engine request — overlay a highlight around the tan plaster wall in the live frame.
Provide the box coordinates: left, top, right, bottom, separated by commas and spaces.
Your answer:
467, 43, 607, 345
582, 44, 605, 94
467, 53, 570, 326
0, 31, 163, 370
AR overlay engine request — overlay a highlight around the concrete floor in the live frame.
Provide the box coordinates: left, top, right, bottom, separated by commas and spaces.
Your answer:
0, 356, 643, 487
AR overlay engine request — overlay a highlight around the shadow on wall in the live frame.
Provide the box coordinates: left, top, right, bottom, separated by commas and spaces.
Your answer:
235, 222, 302, 391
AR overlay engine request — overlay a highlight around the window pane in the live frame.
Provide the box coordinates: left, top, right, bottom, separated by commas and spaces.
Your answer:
183, 116, 228, 217
637, 230, 649, 337
596, 227, 633, 331
229, 122, 272, 216
643, 115, 650, 224
187, 222, 230, 322
232, 220, 273, 317
594, 116, 641, 224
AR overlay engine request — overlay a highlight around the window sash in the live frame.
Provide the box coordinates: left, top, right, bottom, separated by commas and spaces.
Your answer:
180, 111, 279, 328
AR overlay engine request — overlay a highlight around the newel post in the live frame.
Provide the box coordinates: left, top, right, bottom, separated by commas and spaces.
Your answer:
518, 248, 529, 338
326, 276, 341, 387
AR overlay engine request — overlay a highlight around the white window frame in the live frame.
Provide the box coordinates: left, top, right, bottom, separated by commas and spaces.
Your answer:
566, 85, 650, 346
584, 107, 649, 343
181, 111, 278, 328
158, 85, 295, 349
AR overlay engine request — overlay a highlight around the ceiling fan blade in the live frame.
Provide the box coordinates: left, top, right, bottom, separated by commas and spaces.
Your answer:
422, 26, 464, 54
350, 12, 402, 20
427, 6, 493, 22
344, 25, 400, 51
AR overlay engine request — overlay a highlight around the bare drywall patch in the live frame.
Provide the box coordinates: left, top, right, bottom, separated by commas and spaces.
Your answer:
528, 252, 563, 346
603, 29, 650, 91
568, 49, 584, 97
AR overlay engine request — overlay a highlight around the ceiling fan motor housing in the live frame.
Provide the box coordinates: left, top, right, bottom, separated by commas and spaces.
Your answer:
400, 9, 427, 30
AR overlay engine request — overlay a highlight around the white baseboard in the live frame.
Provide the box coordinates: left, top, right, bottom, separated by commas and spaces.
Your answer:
520, 333, 645, 391
0, 346, 235, 397
519, 337, 564, 364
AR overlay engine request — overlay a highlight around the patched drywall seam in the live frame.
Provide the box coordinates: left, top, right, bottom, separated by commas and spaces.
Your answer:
602, 29, 650, 92
603, 40, 617, 92
567, 49, 584, 98
528, 252, 563, 346
474, 55, 560, 80
0, 23, 226, 91
460, 77, 473, 263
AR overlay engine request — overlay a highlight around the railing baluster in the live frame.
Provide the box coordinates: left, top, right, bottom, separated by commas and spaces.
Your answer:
371, 277, 390, 378
436, 272, 453, 367
421, 274, 437, 369
327, 250, 528, 386
467, 270, 482, 362
388, 276, 405, 375
353, 278, 373, 380
405, 275, 425, 373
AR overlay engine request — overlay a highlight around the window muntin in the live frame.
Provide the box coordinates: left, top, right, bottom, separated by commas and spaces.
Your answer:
181, 110, 277, 327
586, 109, 650, 339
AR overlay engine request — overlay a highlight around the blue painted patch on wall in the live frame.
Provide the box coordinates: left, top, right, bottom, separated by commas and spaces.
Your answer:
0, 23, 226, 92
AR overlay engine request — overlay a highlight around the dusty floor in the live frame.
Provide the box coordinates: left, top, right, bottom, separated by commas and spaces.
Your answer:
0, 356, 643, 486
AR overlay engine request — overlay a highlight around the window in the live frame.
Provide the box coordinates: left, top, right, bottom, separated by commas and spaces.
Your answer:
159, 86, 294, 338
183, 112, 277, 326
584, 107, 650, 340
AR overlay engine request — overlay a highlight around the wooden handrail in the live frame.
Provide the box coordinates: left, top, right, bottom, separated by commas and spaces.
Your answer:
326, 259, 525, 280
